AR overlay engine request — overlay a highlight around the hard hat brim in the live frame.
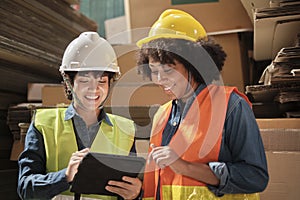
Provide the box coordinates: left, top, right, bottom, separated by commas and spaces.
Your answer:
136, 34, 197, 48
60, 66, 120, 73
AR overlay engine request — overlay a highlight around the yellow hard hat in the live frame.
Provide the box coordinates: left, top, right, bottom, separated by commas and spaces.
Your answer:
136, 9, 207, 47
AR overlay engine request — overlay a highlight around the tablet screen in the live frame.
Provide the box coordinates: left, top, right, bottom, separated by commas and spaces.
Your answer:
70, 152, 145, 196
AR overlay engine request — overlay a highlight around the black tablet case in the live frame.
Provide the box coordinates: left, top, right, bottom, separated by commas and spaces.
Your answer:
70, 152, 145, 196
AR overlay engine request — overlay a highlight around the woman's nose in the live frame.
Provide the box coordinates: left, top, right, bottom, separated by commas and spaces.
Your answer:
157, 72, 161, 82
153, 71, 167, 84
89, 79, 98, 90
158, 71, 169, 84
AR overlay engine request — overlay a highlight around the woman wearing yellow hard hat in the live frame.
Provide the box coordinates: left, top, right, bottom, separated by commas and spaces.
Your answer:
137, 9, 268, 200
136, 9, 207, 47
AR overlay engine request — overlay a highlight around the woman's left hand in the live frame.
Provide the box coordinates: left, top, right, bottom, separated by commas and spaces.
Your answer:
105, 176, 142, 200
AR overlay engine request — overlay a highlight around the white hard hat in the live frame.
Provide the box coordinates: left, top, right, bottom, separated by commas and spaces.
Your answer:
60, 31, 120, 79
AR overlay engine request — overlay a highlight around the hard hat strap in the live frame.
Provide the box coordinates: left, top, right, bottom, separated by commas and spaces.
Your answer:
62, 72, 90, 111
97, 79, 112, 110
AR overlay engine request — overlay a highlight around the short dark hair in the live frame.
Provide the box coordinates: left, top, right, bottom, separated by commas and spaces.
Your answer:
136, 37, 226, 85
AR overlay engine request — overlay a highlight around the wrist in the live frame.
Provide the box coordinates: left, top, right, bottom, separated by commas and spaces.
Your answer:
65, 170, 72, 183
170, 158, 189, 174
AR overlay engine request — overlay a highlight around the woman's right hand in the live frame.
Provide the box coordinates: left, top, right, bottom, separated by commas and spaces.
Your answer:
65, 148, 90, 183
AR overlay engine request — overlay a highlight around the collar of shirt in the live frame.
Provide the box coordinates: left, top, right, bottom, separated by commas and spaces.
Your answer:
64, 104, 113, 126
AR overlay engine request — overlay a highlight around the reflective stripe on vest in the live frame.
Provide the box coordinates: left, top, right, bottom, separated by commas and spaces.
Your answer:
34, 107, 135, 199
142, 85, 257, 200
53, 194, 117, 200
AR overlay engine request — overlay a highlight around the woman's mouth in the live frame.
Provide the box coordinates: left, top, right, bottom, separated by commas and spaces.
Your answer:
85, 95, 99, 100
163, 83, 175, 91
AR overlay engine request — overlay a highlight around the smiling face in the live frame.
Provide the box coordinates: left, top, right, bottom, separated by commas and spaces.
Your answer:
73, 71, 109, 115
149, 57, 192, 100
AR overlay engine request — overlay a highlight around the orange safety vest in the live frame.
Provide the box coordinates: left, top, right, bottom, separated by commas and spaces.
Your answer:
143, 85, 258, 200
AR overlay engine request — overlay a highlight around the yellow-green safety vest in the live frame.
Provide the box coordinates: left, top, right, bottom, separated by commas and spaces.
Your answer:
34, 107, 135, 200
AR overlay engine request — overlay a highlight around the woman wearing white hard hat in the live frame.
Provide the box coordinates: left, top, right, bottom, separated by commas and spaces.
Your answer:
17, 32, 142, 200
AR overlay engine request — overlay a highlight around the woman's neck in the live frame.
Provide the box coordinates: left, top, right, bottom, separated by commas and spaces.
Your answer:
180, 81, 199, 103
77, 108, 100, 127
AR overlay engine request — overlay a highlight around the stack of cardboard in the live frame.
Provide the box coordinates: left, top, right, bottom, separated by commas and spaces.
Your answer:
246, 83, 300, 117
7, 104, 36, 142
0, 0, 97, 74
0, 0, 97, 109
260, 47, 300, 84
246, 34, 300, 118
241, 0, 300, 61
8, 81, 72, 161
7, 103, 41, 161
2, 0, 97, 160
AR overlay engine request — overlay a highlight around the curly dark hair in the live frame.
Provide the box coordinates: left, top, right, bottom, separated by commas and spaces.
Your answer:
136, 37, 226, 85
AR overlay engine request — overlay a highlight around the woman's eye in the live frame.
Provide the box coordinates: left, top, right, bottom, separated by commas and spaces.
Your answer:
79, 79, 89, 83
164, 68, 173, 73
98, 80, 106, 84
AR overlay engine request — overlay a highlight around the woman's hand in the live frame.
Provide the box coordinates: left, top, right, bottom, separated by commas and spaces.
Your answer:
148, 144, 180, 169
65, 148, 90, 183
148, 144, 220, 185
105, 176, 142, 200
148, 144, 192, 175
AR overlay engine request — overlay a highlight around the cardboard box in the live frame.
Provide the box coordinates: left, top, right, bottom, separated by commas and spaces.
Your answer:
256, 118, 300, 199
42, 84, 71, 107
106, 84, 169, 107
125, 0, 252, 43
256, 118, 300, 129
113, 44, 168, 106
213, 32, 246, 92
240, 0, 270, 24
257, 118, 300, 151
260, 129, 300, 151
260, 151, 300, 200
112, 44, 140, 77
27, 83, 60, 102
105, 16, 130, 44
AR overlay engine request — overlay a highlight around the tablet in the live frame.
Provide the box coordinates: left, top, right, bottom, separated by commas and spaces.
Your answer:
70, 152, 146, 196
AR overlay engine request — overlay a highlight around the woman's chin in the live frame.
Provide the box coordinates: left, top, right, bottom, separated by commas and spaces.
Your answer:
163, 90, 177, 100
